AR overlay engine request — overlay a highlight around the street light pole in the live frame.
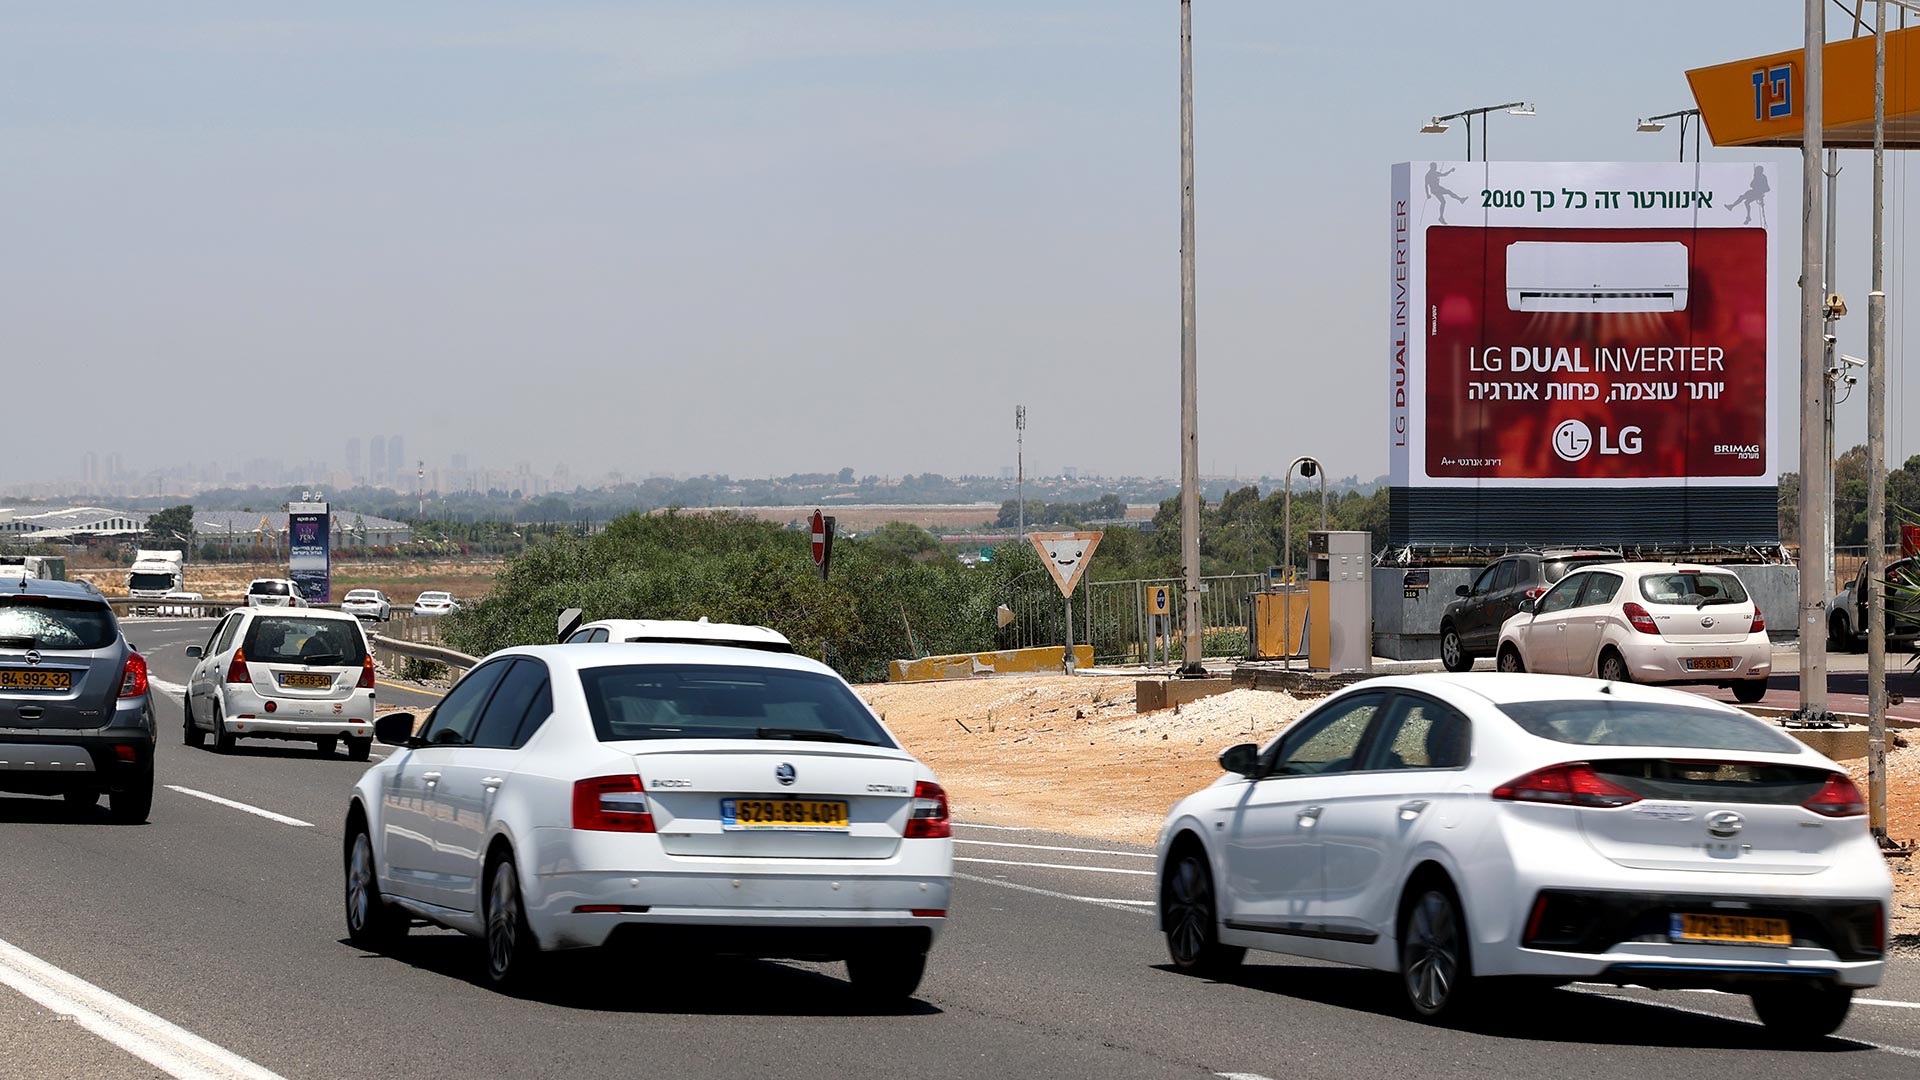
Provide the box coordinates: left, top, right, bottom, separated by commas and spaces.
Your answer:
1799, 0, 1832, 721
1015, 405, 1026, 542
1635, 109, 1702, 162
1868, 0, 1891, 840
1177, 0, 1205, 675
1420, 101, 1535, 160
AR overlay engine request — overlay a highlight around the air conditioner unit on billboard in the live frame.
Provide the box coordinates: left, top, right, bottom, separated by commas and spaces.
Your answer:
1505, 241, 1689, 312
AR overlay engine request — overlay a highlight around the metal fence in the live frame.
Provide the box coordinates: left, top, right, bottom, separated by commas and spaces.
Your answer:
966, 573, 1270, 665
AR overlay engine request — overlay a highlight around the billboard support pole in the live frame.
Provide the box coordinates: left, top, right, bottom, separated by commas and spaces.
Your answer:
1798, 0, 1832, 722
1867, 0, 1890, 839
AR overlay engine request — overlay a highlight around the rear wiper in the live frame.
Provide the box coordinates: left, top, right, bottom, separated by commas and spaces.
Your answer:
301, 652, 344, 665
1698, 597, 1743, 607
755, 727, 882, 747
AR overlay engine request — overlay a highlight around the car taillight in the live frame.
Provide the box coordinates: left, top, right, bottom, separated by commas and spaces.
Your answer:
1621, 602, 1660, 635
225, 648, 250, 684
1492, 763, 1641, 808
904, 780, 951, 838
572, 775, 654, 832
119, 651, 148, 697
1750, 606, 1766, 634
357, 654, 376, 689
1803, 772, 1866, 817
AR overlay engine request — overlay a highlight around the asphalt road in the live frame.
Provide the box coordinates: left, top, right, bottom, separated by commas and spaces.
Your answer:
0, 620, 1915, 1080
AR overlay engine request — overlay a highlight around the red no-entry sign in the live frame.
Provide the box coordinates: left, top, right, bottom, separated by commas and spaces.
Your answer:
811, 511, 827, 566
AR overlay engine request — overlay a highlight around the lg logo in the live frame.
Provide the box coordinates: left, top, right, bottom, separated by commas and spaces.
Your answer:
1552, 419, 1642, 462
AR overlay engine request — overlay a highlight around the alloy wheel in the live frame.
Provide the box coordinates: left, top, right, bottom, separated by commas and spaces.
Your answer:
1497, 649, 1523, 674
347, 833, 375, 933
1167, 856, 1213, 965
487, 861, 520, 980
1403, 890, 1461, 1015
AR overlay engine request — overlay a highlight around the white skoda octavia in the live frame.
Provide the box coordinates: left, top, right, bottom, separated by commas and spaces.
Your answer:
343, 640, 952, 1000
1155, 673, 1891, 1040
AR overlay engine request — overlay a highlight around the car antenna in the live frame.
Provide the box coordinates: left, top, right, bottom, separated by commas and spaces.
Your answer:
1598, 681, 1614, 694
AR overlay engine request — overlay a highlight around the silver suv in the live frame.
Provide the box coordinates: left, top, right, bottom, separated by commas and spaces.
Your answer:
0, 579, 155, 821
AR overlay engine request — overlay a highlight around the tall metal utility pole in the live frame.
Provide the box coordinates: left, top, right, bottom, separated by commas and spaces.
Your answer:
1015, 405, 1027, 541
1176, 0, 1205, 675
1867, 0, 1891, 839
1823, 149, 1841, 587
1799, 0, 1832, 720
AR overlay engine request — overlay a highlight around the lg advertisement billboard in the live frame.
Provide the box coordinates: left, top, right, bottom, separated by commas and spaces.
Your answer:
288, 502, 331, 604
1388, 161, 1779, 550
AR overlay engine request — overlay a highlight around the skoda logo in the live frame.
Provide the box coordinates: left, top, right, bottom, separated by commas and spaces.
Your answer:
23, 649, 40, 666
775, 763, 797, 787
1706, 810, 1744, 838
1700, 615, 1716, 628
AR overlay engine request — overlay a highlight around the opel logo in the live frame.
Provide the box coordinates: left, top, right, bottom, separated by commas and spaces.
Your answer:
775, 763, 797, 786
1706, 810, 1744, 838
23, 649, 40, 666
1700, 615, 1716, 628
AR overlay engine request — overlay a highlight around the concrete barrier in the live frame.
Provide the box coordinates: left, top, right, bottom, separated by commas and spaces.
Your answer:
888, 646, 1095, 682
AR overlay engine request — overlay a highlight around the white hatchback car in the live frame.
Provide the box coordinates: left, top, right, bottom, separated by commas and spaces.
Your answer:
1496, 563, 1772, 703
1155, 673, 1890, 1039
343, 642, 953, 999
340, 589, 393, 622
184, 608, 377, 758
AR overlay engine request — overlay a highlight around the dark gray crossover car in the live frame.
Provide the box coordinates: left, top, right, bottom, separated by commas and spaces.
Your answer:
0, 578, 154, 821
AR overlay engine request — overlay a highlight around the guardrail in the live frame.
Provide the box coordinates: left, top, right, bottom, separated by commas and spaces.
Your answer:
368, 634, 478, 675
107, 597, 245, 619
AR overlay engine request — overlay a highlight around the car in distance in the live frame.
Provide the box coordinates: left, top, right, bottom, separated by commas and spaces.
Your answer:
412, 591, 458, 616
562, 617, 793, 652
1439, 550, 1620, 673
1828, 556, 1920, 653
246, 578, 308, 608
184, 608, 376, 759
1495, 562, 1770, 703
0, 579, 155, 821
340, 589, 393, 623
343, 639, 952, 999
1155, 672, 1890, 1038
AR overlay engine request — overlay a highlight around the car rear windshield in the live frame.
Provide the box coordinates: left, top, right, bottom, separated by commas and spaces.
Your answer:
1638, 571, 1750, 607
1542, 555, 1617, 583
248, 581, 290, 595
128, 572, 175, 591
242, 616, 366, 666
346, 591, 378, 601
420, 593, 449, 601
0, 596, 117, 651
579, 664, 896, 748
1498, 699, 1801, 753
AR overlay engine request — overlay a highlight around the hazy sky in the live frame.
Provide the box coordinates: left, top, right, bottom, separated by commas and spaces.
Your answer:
3, 2, 1911, 485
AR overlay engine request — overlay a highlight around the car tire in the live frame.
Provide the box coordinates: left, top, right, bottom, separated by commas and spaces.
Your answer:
1597, 651, 1630, 684
485, 854, 544, 991
845, 949, 928, 1005
346, 737, 372, 762
345, 825, 410, 950
1400, 879, 1473, 1022
1440, 625, 1472, 673
1751, 982, 1853, 1042
213, 706, 236, 754
1829, 614, 1860, 653
64, 790, 100, 810
316, 736, 338, 757
109, 773, 153, 824
182, 697, 206, 747
1496, 645, 1526, 674
1162, 849, 1244, 977
1732, 679, 1768, 704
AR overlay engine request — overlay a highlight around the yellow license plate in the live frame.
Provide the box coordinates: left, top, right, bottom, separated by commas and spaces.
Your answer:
1671, 913, 1791, 945
276, 672, 333, 689
722, 798, 850, 830
0, 669, 71, 691
1686, 657, 1735, 671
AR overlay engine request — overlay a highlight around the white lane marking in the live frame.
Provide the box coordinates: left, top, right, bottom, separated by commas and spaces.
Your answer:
956, 838, 1155, 859
0, 935, 290, 1080
1566, 986, 1920, 1058
955, 872, 1154, 914
1858, 998, 1920, 1010
147, 676, 189, 697
1216, 1074, 1279, 1080
164, 787, 312, 828
953, 822, 1032, 831
954, 856, 1153, 876
1587, 984, 1920, 1011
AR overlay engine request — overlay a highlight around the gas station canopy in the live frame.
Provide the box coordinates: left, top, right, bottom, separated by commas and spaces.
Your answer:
1689, 24, 1920, 149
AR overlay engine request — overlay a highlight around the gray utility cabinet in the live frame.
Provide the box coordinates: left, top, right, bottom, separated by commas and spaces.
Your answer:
1309, 530, 1373, 673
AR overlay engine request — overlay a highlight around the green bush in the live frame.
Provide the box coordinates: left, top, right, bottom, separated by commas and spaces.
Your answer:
398, 656, 447, 682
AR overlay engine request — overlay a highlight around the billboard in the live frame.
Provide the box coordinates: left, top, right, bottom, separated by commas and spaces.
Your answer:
1388, 161, 1778, 550
288, 501, 331, 604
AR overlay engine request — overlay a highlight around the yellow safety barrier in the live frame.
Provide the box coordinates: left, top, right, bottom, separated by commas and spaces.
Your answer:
888, 645, 1097, 682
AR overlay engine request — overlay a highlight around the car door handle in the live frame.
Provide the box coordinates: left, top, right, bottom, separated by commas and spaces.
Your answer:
421, 771, 441, 784
481, 776, 504, 788
1398, 799, 1430, 820
1297, 805, 1323, 826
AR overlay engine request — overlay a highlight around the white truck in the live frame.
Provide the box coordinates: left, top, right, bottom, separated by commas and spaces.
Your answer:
126, 550, 187, 599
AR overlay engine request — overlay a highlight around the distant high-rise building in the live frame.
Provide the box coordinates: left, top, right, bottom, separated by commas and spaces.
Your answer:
345, 438, 362, 484
450, 451, 469, 473
81, 452, 99, 487
369, 436, 387, 486
387, 436, 405, 489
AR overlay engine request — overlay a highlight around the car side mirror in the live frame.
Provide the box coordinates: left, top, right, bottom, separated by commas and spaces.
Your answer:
1517, 598, 1537, 614
1454, 585, 1470, 598
185, 646, 203, 659
375, 713, 418, 747
1218, 743, 1260, 778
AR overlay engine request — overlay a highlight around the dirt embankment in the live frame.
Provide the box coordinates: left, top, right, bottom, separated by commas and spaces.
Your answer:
859, 674, 1920, 941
